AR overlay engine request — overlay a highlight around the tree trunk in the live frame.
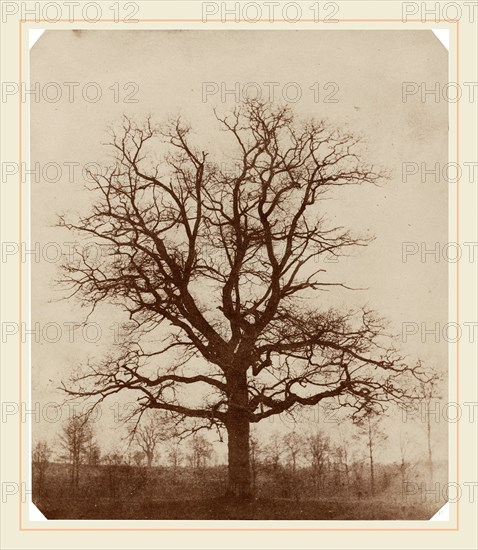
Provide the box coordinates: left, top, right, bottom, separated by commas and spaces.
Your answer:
344, 451, 349, 495
225, 370, 252, 499
427, 413, 433, 479
368, 419, 375, 497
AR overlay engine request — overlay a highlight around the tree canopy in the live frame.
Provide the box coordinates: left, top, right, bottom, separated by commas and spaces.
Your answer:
59, 100, 430, 496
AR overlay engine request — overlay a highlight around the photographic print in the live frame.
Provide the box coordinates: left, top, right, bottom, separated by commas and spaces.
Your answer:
30, 29, 448, 521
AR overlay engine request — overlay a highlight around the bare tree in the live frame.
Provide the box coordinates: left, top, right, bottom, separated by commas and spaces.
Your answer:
283, 432, 303, 475
334, 428, 351, 494
354, 412, 388, 497
58, 414, 95, 492
249, 431, 262, 493
416, 375, 444, 480
32, 440, 52, 497
283, 431, 304, 501
167, 441, 183, 473
60, 99, 430, 498
129, 412, 173, 467
398, 429, 415, 490
305, 430, 330, 497
187, 434, 213, 470
263, 432, 284, 474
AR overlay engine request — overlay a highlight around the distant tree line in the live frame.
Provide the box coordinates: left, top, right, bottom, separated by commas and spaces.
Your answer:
32, 403, 443, 504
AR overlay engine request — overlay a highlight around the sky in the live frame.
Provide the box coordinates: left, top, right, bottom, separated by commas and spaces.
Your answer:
30, 30, 448, 465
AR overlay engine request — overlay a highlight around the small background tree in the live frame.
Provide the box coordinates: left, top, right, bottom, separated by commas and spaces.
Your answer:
58, 414, 96, 493
32, 440, 52, 498
306, 430, 331, 498
354, 411, 388, 497
129, 412, 174, 467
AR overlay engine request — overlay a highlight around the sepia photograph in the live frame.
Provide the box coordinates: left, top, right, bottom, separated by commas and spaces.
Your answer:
30, 29, 449, 521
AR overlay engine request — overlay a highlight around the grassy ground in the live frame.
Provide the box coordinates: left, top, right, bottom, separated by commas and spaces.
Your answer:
38, 496, 440, 520
34, 462, 447, 520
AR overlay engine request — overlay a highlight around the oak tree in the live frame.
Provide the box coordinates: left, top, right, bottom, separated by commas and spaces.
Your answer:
60, 100, 428, 498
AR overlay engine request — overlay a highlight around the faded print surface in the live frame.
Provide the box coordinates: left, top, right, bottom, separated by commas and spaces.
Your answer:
31, 30, 448, 520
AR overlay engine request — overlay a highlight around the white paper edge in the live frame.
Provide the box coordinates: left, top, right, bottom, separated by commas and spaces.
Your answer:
24, 21, 451, 528
430, 502, 449, 521
432, 29, 449, 51
29, 29, 46, 49
29, 500, 47, 521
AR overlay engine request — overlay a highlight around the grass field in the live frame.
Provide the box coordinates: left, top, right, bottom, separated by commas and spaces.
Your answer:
37, 495, 440, 520
33, 462, 446, 520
